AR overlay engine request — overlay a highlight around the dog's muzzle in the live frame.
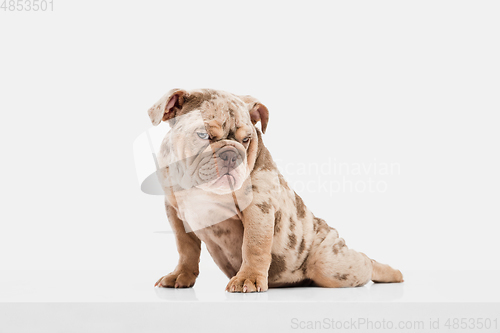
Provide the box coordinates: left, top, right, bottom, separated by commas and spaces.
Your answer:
217, 147, 242, 174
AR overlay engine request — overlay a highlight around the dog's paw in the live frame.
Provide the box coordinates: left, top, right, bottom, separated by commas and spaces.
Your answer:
154, 269, 198, 288
225, 272, 268, 293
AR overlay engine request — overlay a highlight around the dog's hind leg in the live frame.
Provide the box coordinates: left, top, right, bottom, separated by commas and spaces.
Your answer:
305, 229, 403, 287
370, 258, 404, 283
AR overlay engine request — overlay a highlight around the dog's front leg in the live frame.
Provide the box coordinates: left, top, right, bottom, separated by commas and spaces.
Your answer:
225, 202, 274, 293
155, 203, 201, 288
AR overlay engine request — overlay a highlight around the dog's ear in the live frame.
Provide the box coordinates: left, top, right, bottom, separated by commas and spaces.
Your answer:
148, 89, 188, 126
239, 95, 269, 134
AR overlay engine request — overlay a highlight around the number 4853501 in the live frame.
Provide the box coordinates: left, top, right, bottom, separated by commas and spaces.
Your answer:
444, 318, 498, 330
1, 0, 54, 11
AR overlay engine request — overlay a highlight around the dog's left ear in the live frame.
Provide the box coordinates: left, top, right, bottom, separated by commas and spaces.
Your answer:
239, 95, 269, 134
148, 89, 188, 126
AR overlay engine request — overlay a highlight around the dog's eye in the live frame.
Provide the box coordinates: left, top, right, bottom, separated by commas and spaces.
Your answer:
242, 137, 250, 143
197, 132, 209, 140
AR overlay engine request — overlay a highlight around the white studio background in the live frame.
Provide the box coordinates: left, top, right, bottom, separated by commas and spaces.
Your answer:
0, 0, 499, 273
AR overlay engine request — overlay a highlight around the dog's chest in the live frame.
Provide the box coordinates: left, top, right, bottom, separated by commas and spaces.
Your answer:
194, 216, 245, 278
171, 186, 244, 231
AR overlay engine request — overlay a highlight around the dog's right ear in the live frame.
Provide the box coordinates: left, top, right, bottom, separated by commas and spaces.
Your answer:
148, 89, 188, 126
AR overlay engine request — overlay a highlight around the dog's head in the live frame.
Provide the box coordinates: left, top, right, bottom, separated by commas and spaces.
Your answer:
148, 88, 269, 195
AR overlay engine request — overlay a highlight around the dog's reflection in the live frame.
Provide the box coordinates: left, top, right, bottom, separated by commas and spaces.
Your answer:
154, 281, 404, 302
230, 282, 405, 302
154, 286, 198, 301
367, 281, 405, 301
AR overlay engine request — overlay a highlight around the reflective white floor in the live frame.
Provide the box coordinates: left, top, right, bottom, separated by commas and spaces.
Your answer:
1, 269, 499, 303
1, 270, 499, 333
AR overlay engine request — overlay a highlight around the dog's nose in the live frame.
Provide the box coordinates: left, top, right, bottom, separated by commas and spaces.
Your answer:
218, 149, 238, 169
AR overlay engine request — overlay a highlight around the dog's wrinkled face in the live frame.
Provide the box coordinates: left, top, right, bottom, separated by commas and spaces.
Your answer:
165, 107, 250, 195
148, 89, 268, 195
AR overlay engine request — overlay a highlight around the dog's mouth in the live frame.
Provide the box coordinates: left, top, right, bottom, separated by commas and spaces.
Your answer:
195, 161, 248, 194
213, 173, 236, 188
208, 171, 241, 193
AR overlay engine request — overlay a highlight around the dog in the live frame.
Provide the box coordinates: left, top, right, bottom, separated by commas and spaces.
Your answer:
148, 88, 403, 292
